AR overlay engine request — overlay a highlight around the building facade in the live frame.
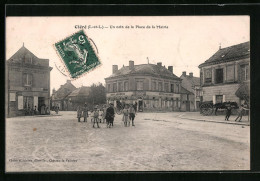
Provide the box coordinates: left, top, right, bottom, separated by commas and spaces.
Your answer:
180, 86, 195, 112
51, 80, 77, 111
180, 71, 202, 111
198, 41, 250, 105
67, 86, 91, 111
6, 45, 52, 117
105, 61, 182, 112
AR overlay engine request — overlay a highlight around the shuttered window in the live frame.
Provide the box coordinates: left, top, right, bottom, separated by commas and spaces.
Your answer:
226, 65, 235, 82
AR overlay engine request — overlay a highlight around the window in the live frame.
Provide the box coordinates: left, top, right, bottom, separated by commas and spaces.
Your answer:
158, 82, 163, 91
10, 93, 16, 101
136, 81, 144, 90
124, 81, 129, 91
113, 83, 117, 92
152, 81, 156, 91
226, 65, 234, 82
174, 84, 179, 93
216, 95, 223, 103
215, 68, 223, 84
170, 84, 174, 93
118, 82, 123, 92
240, 64, 249, 81
107, 84, 111, 92
205, 69, 212, 83
23, 73, 33, 86
164, 83, 169, 92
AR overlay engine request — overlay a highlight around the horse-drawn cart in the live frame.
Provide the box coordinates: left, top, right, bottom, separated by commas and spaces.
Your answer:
199, 101, 239, 116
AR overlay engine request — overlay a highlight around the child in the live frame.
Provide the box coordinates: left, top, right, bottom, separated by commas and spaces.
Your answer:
99, 108, 104, 123
82, 104, 88, 122
122, 104, 129, 127
93, 106, 100, 128
129, 104, 136, 126
77, 105, 82, 122
102, 105, 107, 123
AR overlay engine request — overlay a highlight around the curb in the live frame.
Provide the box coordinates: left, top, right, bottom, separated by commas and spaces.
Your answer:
179, 115, 250, 126
34, 114, 62, 117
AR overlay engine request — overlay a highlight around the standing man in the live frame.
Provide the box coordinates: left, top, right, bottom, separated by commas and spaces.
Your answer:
82, 103, 88, 122
77, 105, 82, 122
106, 103, 115, 128
134, 101, 137, 112
225, 102, 232, 121
129, 104, 136, 126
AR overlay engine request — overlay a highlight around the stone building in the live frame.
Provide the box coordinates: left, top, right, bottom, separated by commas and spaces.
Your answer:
180, 71, 202, 111
6, 45, 52, 117
180, 86, 195, 112
51, 80, 76, 111
104, 61, 182, 112
67, 86, 91, 111
198, 41, 250, 105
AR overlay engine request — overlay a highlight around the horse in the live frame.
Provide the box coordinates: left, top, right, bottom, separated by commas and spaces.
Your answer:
214, 101, 239, 115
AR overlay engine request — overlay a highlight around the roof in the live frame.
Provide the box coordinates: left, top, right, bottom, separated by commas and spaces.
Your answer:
180, 86, 194, 95
181, 75, 200, 86
69, 86, 91, 97
52, 81, 77, 100
199, 41, 250, 68
106, 64, 180, 80
7, 46, 50, 67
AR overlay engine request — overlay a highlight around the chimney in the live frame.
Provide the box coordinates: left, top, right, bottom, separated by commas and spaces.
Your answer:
168, 66, 173, 73
157, 62, 162, 66
129, 60, 134, 70
112, 65, 118, 74
182, 71, 186, 77
67, 80, 71, 84
189, 72, 193, 77
52, 88, 56, 94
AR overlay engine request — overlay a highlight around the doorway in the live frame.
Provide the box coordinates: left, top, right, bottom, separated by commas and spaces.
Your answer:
138, 99, 143, 112
38, 97, 45, 111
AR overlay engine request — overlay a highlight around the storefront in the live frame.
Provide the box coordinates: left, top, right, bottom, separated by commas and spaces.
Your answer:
106, 91, 181, 112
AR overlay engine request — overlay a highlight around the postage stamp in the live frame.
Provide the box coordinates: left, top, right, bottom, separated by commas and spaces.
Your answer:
54, 30, 101, 79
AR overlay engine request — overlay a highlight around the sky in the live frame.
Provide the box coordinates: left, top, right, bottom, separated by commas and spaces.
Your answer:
6, 16, 249, 91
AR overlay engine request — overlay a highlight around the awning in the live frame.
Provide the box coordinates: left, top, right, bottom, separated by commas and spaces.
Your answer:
235, 82, 250, 99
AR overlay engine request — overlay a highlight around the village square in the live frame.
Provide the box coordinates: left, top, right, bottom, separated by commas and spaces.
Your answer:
5, 40, 250, 171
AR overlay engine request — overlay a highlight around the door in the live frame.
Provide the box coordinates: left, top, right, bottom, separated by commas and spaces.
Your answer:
38, 97, 45, 111
186, 101, 190, 112
196, 101, 200, 111
138, 100, 143, 112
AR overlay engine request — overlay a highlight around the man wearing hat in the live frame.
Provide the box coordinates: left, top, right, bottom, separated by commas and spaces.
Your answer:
93, 105, 100, 128
106, 103, 115, 128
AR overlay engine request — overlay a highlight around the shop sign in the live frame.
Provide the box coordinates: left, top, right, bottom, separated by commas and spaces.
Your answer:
106, 92, 133, 97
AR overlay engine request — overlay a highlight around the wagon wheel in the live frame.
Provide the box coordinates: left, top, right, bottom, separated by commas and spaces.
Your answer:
200, 103, 214, 116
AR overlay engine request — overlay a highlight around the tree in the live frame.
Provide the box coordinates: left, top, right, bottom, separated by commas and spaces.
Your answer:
87, 82, 106, 106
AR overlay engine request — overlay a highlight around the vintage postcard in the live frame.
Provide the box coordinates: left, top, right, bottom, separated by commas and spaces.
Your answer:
5, 16, 250, 172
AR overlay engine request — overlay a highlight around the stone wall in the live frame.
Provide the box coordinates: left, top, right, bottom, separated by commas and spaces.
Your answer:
203, 83, 240, 103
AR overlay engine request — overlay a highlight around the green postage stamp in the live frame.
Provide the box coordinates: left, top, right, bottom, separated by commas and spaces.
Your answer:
54, 30, 101, 79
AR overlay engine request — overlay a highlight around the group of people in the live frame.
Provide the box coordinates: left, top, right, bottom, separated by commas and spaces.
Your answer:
225, 103, 249, 122
76, 103, 117, 128
25, 105, 50, 116
122, 104, 136, 127
76, 103, 137, 128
